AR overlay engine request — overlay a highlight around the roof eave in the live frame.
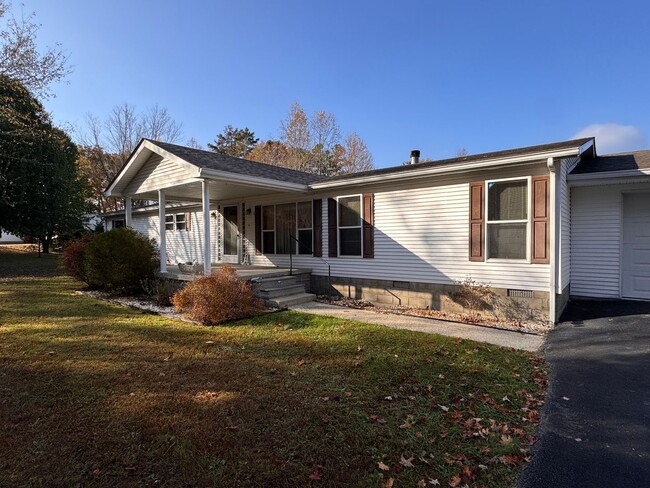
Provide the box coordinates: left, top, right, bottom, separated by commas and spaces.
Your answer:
311, 147, 584, 189
199, 167, 310, 192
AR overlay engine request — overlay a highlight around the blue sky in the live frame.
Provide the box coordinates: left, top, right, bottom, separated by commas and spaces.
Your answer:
16, 0, 650, 167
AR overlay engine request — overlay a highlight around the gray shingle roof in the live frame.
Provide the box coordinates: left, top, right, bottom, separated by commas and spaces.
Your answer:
322, 138, 594, 182
149, 139, 325, 185
570, 150, 650, 174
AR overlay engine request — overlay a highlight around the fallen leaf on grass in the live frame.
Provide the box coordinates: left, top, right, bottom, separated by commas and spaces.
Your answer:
399, 455, 415, 468
308, 468, 321, 481
381, 478, 394, 488
377, 461, 390, 471
448, 474, 462, 487
297, 359, 306, 367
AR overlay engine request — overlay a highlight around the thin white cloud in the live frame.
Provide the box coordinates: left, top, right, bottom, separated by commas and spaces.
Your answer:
573, 123, 646, 154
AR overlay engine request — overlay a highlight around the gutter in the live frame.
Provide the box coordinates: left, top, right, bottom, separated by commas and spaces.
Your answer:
198, 167, 310, 192
311, 147, 583, 189
547, 157, 558, 324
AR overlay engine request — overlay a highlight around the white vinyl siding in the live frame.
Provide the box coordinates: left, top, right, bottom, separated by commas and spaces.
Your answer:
124, 154, 196, 196
570, 185, 622, 297
128, 209, 217, 265
247, 181, 550, 291
558, 157, 578, 291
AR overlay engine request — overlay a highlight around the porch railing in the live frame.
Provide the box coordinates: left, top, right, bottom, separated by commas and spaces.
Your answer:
289, 234, 331, 294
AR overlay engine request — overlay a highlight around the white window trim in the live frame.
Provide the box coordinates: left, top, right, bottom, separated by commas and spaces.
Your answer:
336, 194, 363, 258
165, 213, 187, 232
261, 202, 315, 256
484, 176, 531, 263
296, 201, 313, 255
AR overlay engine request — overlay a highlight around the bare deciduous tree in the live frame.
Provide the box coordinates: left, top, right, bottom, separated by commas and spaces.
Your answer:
142, 104, 183, 143
0, 1, 71, 98
340, 132, 374, 173
456, 147, 469, 157
280, 102, 312, 171
186, 137, 204, 150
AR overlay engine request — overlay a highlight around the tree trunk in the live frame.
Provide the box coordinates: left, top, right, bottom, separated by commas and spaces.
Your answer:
41, 236, 51, 253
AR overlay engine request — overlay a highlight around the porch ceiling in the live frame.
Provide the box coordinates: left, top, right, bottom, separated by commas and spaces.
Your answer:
131, 179, 304, 202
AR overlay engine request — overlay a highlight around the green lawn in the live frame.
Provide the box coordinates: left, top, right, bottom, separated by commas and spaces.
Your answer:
0, 245, 546, 487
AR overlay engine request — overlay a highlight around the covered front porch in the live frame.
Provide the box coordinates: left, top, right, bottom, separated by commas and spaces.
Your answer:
105, 139, 317, 276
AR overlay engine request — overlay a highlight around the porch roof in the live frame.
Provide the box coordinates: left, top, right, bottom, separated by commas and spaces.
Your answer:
105, 139, 322, 199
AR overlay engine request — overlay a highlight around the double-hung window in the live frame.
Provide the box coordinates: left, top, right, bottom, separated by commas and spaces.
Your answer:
262, 206, 275, 254
337, 195, 362, 256
297, 201, 313, 254
486, 179, 528, 260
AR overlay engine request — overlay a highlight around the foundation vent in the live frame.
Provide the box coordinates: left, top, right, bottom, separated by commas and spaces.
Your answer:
392, 280, 410, 290
507, 289, 534, 298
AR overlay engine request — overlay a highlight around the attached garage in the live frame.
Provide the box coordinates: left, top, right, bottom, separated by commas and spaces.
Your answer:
569, 151, 650, 300
622, 192, 650, 299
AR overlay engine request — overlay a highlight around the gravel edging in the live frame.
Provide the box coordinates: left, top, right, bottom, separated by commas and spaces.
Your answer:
315, 298, 549, 336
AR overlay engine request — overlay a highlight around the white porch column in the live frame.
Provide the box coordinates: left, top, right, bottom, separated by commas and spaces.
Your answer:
124, 197, 132, 228
158, 190, 167, 273
202, 180, 212, 275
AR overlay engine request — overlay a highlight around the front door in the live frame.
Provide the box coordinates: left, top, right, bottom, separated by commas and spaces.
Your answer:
622, 193, 650, 299
222, 205, 239, 264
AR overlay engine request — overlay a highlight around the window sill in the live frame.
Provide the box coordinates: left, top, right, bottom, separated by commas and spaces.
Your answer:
485, 258, 531, 264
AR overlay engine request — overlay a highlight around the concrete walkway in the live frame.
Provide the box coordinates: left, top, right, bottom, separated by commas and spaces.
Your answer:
289, 302, 543, 351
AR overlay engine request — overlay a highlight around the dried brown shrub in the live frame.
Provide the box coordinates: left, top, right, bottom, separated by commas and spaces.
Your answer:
171, 265, 265, 324
61, 233, 96, 285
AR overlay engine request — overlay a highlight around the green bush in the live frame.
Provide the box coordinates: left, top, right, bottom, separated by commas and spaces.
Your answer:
84, 228, 158, 293
61, 233, 96, 285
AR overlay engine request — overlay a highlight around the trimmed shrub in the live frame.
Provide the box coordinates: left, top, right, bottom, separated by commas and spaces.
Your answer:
61, 233, 96, 285
84, 227, 158, 293
171, 265, 265, 324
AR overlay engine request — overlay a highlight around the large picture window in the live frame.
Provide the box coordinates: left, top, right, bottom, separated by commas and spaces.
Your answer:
338, 195, 362, 256
260, 202, 314, 255
486, 179, 528, 260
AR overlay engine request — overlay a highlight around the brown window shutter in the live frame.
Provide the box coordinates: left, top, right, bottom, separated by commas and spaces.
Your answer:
327, 198, 338, 258
254, 205, 262, 255
313, 199, 322, 257
185, 212, 191, 232
469, 182, 485, 262
531, 176, 550, 264
362, 193, 374, 258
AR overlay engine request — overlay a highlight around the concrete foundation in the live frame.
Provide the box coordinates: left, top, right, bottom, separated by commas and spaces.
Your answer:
311, 275, 550, 322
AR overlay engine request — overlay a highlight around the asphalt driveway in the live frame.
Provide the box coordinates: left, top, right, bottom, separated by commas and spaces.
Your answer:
519, 300, 650, 487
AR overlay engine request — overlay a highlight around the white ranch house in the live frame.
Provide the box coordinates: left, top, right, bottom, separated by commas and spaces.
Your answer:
103, 138, 650, 322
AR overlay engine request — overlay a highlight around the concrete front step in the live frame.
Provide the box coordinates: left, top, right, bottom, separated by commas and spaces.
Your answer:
266, 292, 316, 308
257, 284, 307, 299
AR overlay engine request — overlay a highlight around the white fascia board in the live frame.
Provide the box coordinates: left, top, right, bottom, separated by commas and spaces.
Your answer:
199, 167, 309, 192
568, 168, 650, 186
105, 140, 202, 197
310, 148, 582, 190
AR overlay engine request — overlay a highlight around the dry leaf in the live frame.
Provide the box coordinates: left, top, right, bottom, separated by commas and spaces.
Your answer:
399, 455, 415, 468
448, 474, 462, 487
297, 359, 306, 367
377, 461, 390, 471
381, 478, 394, 488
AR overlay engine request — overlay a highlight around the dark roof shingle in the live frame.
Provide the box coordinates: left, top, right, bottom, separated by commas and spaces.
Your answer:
322, 138, 594, 183
149, 139, 324, 185
570, 150, 650, 175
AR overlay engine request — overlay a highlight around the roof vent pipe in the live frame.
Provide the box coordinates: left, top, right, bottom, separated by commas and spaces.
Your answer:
410, 150, 420, 165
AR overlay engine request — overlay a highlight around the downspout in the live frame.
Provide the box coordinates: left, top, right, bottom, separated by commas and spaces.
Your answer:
547, 157, 557, 324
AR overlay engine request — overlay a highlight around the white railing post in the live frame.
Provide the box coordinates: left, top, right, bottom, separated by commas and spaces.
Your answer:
202, 180, 212, 275
124, 197, 132, 227
158, 190, 167, 273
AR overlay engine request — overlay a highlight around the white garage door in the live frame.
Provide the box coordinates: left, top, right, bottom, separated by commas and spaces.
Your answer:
622, 193, 650, 299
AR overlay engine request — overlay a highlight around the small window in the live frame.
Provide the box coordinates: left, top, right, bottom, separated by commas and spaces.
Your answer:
262, 206, 275, 254
165, 214, 187, 231
297, 201, 313, 255
176, 213, 186, 231
486, 179, 528, 260
338, 195, 362, 256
